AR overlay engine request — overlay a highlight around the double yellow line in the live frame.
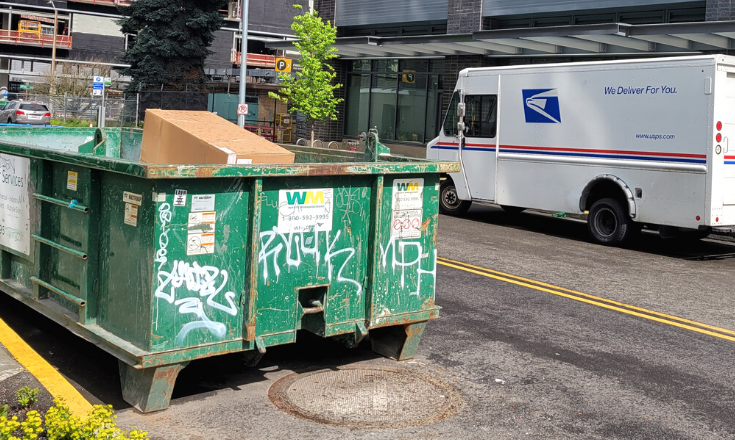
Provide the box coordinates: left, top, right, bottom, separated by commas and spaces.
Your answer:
436, 256, 735, 343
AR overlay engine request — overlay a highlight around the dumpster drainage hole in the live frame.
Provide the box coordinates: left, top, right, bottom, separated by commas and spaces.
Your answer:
268, 366, 462, 429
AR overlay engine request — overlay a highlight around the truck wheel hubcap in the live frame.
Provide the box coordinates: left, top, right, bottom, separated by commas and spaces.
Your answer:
595, 208, 617, 237
443, 187, 459, 208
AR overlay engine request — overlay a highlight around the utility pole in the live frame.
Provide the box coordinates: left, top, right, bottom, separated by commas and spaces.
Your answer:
48, 1, 58, 99
237, 0, 249, 128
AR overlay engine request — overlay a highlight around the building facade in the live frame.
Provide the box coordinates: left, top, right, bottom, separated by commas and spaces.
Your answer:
292, 0, 735, 156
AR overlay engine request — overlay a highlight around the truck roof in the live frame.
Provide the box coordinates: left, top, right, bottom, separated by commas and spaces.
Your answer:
460, 54, 735, 77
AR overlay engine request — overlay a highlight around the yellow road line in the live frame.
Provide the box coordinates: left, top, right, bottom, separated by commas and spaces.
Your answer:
0, 317, 92, 416
436, 259, 735, 343
437, 256, 735, 337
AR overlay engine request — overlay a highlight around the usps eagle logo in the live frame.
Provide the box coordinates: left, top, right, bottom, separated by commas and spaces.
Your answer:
522, 89, 561, 123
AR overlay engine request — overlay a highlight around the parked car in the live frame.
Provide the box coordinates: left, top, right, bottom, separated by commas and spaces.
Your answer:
1, 101, 51, 125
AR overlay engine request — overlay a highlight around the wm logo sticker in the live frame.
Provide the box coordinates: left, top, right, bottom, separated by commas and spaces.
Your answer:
286, 191, 325, 205
396, 182, 421, 192
522, 89, 561, 123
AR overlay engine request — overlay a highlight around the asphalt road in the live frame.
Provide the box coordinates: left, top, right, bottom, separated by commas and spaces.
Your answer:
2, 204, 735, 439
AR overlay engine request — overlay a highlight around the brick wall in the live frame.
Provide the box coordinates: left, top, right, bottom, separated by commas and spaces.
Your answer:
315, 0, 336, 23
69, 33, 124, 63
206, 30, 233, 70
441, 56, 495, 122
706, 0, 735, 20
447, 0, 483, 34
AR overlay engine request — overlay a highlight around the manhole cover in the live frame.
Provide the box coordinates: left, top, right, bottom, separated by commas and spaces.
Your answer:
268, 365, 462, 429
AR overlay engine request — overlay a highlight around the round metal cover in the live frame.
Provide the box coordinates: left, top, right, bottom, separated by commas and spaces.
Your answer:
268, 366, 462, 429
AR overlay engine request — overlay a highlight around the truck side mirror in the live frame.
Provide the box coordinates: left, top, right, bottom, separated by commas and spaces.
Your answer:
457, 102, 465, 118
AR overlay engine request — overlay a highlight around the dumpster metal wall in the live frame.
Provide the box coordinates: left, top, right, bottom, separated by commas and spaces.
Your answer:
0, 126, 459, 412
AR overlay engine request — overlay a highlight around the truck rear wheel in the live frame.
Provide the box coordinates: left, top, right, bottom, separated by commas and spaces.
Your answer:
587, 198, 632, 245
439, 180, 471, 215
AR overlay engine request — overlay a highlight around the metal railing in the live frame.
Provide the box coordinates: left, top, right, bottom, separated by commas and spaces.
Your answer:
7, 93, 139, 127
0, 30, 72, 49
66, 0, 131, 5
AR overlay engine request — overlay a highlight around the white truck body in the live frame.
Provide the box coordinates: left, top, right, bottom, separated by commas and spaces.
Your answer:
427, 55, 735, 234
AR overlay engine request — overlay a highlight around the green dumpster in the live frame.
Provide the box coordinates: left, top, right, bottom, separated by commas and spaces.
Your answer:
0, 126, 459, 412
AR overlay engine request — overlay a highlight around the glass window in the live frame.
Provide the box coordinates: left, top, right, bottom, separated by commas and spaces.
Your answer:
465, 95, 498, 138
344, 74, 370, 136
349, 60, 371, 72
442, 92, 459, 137
399, 59, 429, 73
372, 60, 398, 73
397, 73, 427, 142
370, 74, 397, 140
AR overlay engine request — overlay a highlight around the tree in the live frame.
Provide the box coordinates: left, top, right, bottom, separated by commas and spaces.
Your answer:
269, 5, 343, 145
34, 61, 115, 97
117, 0, 227, 92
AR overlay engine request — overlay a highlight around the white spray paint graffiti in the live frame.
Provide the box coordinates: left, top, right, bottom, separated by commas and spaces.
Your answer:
379, 237, 437, 297
154, 202, 238, 344
258, 227, 362, 298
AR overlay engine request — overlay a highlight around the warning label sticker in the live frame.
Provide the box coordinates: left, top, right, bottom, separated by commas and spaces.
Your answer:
391, 178, 424, 238
66, 171, 78, 191
174, 189, 187, 207
124, 203, 138, 226
191, 194, 215, 212
277, 188, 333, 233
123, 191, 142, 206
187, 211, 216, 255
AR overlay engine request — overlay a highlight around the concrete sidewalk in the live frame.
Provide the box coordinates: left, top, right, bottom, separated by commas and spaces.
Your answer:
0, 344, 23, 384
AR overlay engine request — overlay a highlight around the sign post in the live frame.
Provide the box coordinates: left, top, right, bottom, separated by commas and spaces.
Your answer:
93, 76, 105, 127
237, 0, 250, 128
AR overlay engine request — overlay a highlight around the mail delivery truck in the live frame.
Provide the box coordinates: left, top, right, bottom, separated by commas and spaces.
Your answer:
427, 55, 735, 245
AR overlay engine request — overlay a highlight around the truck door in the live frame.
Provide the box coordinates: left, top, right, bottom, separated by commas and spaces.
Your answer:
460, 94, 498, 201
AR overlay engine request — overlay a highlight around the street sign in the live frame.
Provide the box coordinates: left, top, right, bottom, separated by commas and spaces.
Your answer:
93, 76, 104, 97
237, 103, 249, 116
103, 77, 112, 86
401, 70, 416, 84
19, 85, 33, 90
275, 58, 292, 73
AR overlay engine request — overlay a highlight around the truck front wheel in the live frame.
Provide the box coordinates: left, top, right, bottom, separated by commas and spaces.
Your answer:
587, 198, 633, 245
439, 180, 472, 215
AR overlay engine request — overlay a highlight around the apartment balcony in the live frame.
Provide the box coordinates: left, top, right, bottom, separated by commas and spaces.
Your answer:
232, 52, 275, 68
0, 30, 72, 49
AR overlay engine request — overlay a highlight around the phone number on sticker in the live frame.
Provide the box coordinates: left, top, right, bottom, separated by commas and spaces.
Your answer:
281, 214, 330, 222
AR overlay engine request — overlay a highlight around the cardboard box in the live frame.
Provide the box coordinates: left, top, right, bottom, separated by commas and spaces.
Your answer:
140, 109, 295, 165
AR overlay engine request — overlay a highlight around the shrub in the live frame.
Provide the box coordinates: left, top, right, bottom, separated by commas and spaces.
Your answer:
15, 388, 38, 410
0, 400, 147, 440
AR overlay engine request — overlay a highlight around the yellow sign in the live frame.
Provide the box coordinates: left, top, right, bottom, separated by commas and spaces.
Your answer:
275, 58, 292, 73
401, 70, 416, 84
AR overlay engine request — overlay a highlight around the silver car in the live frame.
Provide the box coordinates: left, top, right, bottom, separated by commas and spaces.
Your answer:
1, 101, 51, 125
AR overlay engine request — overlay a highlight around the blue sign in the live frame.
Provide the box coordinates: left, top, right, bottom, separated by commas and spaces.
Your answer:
93, 76, 104, 90
522, 89, 561, 123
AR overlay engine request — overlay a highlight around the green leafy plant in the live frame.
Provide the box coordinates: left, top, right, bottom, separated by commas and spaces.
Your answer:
0, 399, 148, 440
50, 118, 94, 128
0, 405, 7, 419
269, 4, 344, 146
15, 387, 38, 410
